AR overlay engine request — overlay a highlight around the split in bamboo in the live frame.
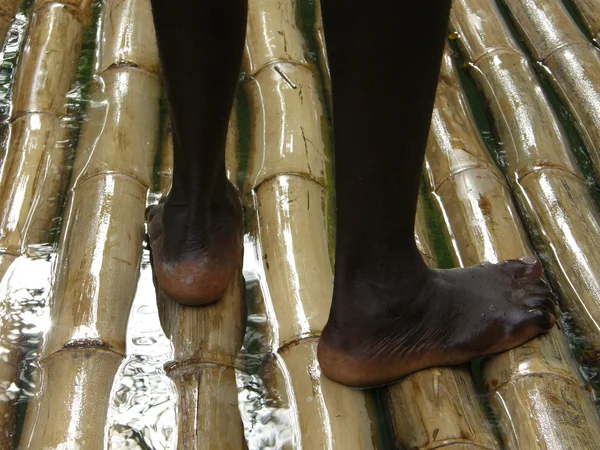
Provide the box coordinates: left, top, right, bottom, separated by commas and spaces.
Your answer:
426, 40, 600, 449
499, 0, 600, 184
18, 0, 161, 447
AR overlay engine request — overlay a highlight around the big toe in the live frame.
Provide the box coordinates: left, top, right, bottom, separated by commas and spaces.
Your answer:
500, 256, 543, 279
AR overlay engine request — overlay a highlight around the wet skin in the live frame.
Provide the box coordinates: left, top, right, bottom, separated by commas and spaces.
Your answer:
148, 0, 557, 385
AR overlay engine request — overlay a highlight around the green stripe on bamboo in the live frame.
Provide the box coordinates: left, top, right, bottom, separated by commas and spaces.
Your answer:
313, 0, 332, 116
243, 0, 381, 447
452, 0, 600, 364
426, 44, 600, 449
569, 0, 600, 44
18, 0, 161, 446
414, 197, 437, 269
499, 0, 600, 184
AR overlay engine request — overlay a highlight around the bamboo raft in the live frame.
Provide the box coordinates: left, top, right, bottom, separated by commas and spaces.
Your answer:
1, 0, 600, 448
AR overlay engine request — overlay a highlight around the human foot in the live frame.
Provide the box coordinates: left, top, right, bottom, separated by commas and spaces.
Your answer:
146, 181, 243, 305
317, 258, 557, 388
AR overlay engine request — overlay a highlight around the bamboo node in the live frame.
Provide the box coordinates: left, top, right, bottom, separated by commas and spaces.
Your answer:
102, 61, 158, 78
277, 334, 320, 354
164, 359, 235, 375
542, 42, 594, 64
486, 372, 594, 397
61, 338, 113, 351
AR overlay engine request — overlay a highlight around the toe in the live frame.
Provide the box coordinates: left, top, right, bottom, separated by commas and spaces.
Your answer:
501, 308, 556, 350
514, 277, 554, 296
501, 256, 543, 279
522, 295, 558, 317
521, 307, 556, 333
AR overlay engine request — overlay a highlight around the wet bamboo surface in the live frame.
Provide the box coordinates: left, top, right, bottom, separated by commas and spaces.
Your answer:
3, 0, 600, 448
453, 0, 600, 364
156, 104, 245, 450
243, 0, 381, 448
0, 0, 91, 446
570, 0, 600, 43
18, 0, 161, 447
0, 0, 21, 48
426, 44, 600, 449
498, 0, 600, 183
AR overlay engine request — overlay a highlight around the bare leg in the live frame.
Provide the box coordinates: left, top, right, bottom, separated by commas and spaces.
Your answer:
147, 2, 247, 305
317, 0, 556, 387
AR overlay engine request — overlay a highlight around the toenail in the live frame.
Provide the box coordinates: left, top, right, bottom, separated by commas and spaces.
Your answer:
519, 255, 538, 265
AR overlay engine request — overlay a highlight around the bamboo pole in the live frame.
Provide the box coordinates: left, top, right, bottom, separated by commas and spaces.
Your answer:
0, 0, 22, 49
18, 0, 161, 447
158, 272, 245, 450
427, 42, 600, 449
155, 103, 245, 449
0, 0, 92, 445
499, 0, 600, 183
569, 0, 600, 44
243, 0, 382, 447
453, 0, 600, 363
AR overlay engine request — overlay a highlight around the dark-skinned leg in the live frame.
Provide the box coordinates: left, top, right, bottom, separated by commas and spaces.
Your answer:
147, 2, 247, 305
317, 0, 557, 387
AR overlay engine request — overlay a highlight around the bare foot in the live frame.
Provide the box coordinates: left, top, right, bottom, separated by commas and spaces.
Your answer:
317, 258, 557, 388
146, 181, 243, 305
